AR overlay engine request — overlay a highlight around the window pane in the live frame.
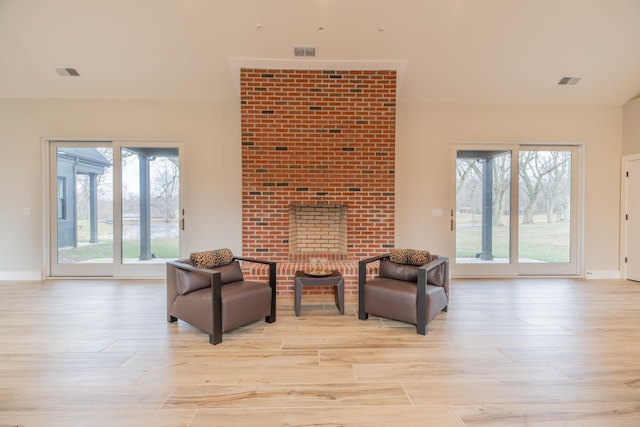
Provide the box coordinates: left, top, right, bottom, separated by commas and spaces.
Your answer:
121, 147, 179, 264
518, 150, 571, 263
56, 147, 113, 264
456, 150, 511, 264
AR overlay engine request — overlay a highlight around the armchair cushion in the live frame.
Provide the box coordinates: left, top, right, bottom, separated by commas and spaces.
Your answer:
174, 260, 245, 295
189, 248, 234, 269
426, 260, 447, 288
379, 259, 419, 282
215, 260, 245, 284
390, 248, 431, 265
381, 254, 447, 287
175, 268, 210, 295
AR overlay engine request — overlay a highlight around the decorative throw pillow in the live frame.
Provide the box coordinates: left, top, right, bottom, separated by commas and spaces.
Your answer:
175, 268, 210, 295
389, 248, 431, 266
189, 248, 234, 269
214, 261, 245, 284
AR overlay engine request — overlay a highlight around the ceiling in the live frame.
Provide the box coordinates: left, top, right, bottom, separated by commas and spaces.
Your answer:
1, 0, 639, 105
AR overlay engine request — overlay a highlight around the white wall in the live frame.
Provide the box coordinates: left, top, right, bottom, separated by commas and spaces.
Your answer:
0, 99, 242, 279
396, 103, 622, 276
0, 99, 624, 279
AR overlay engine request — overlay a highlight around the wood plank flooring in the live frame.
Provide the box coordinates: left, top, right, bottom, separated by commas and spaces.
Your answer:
0, 277, 639, 426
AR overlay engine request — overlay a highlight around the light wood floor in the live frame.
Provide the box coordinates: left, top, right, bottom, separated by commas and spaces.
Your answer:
1, 277, 639, 426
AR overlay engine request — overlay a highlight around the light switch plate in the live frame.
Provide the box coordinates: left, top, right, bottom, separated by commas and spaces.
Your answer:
432, 208, 443, 217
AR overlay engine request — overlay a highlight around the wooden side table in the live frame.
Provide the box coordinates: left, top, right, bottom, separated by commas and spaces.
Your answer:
294, 270, 345, 316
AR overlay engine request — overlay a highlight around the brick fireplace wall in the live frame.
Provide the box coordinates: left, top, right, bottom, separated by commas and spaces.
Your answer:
241, 69, 396, 294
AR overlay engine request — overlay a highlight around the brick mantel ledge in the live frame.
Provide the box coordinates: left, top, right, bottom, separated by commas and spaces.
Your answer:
242, 260, 379, 296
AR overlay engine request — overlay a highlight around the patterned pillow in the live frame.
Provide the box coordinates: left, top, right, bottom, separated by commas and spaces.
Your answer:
189, 248, 234, 269
389, 248, 431, 266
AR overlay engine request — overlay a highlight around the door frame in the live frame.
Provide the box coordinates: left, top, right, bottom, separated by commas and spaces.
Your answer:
620, 154, 640, 281
42, 137, 184, 278
451, 142, 584, 278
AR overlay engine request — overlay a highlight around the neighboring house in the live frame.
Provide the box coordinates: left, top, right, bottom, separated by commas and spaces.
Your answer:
56, 148, 111, 248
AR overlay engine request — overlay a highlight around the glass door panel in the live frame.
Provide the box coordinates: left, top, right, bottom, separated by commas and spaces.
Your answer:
120, 147, 180, 265
518, 147, 578, 275
455, 148, 516, 276
49, 141, 182, 277
51, 145, 114, 276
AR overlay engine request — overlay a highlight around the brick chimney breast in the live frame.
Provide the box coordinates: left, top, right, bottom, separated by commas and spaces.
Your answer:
241, 69, 396, 293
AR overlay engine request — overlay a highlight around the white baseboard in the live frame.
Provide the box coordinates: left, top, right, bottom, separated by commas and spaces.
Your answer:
585, 270, 621, 279
0, 271, 42, 281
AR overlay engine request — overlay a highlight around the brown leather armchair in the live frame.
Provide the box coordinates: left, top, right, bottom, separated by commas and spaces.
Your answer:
358, 253, 449, 335
167, 256, 276, 345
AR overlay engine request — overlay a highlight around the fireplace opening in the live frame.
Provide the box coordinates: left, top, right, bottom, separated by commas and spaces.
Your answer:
289, 204, 347, 256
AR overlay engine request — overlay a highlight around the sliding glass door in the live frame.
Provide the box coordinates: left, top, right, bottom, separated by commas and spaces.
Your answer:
454, 144, 580, 277
48, 140, 182, 277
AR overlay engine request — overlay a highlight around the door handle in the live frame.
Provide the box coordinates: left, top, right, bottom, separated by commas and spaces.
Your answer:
451, 218, 456, 231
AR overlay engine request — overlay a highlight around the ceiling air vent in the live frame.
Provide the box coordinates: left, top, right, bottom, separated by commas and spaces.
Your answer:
55, 67, 80, 77
294, 47, 316, 57
558, 76, 581, 86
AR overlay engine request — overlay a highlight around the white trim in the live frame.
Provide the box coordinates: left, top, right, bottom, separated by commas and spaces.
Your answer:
585, 270, 622, 279
41, 138, 51, 279
0, 271, 41, 281
620, 154, 640, 280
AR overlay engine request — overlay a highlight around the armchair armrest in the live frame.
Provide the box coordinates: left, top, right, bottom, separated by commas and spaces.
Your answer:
358, 253, 390, 282
359, 253, 391, 264
419, 256, 449, 295
358, 253, 390, 320
416, 256, 449, 335
233, 256, 276, 285
166, 260, 224, 343
234, 255, 275, 265
233, 256, 277, 323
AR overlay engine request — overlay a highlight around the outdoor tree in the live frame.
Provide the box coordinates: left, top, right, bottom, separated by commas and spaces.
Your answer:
491, 153, 510, 226
519, 151, 569, 224
456, 154, 511, 226
456, 158, 481, 221
151, 157, 179, 221
96, 147, 114, 220
541, 151, 571, 223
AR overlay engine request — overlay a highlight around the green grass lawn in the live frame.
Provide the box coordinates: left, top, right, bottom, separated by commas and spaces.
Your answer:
61, 216, 569, 264
58, 220, 178, 263
58, 238, 179, 263
456, 214, 570, 263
